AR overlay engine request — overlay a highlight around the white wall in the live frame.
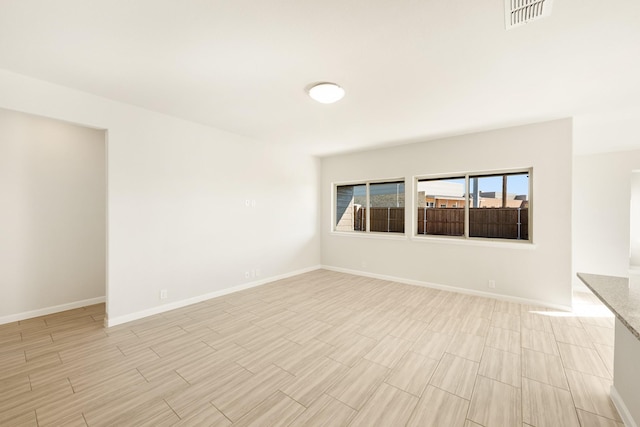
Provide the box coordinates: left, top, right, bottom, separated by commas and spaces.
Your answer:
0, 69, 321, 325
0, 108, 106, 320
322, 119, 573, 308
573, 149, 640, 280
573, 108, 640, 156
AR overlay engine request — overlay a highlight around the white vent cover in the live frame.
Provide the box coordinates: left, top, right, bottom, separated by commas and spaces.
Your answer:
505, 0, 553, 29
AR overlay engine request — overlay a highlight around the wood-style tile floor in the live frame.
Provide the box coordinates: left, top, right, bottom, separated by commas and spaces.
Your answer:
0, 270, 623, 426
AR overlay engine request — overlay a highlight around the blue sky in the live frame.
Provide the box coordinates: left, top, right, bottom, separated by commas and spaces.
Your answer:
474, 174, 529, 196
426, 174, 529, 197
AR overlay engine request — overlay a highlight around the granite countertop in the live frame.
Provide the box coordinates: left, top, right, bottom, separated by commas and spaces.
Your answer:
577, 272, 640, 341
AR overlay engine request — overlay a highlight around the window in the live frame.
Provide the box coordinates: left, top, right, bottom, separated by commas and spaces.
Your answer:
335, 184, 366, 232
469, 172, 529, 240
417, 170, 531, 241
417, 177, 465, 236
335, 180, 405, 234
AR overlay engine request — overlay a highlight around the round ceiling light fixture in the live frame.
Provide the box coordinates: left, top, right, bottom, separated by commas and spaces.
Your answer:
307, 82, 345, 104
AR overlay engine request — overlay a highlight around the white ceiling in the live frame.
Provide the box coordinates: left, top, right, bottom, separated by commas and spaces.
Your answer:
1, 0, 639, 156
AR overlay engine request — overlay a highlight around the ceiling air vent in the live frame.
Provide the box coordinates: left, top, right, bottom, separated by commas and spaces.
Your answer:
505, 0, 553, 29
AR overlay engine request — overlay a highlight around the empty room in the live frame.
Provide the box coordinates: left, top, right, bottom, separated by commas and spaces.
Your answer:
1, 0, 640, 426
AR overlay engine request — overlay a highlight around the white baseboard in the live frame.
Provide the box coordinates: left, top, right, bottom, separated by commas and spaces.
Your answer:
322, 265, 572, 312
611, 385, 638, 427
0, 296, 106, 325
107, 265, 322, 327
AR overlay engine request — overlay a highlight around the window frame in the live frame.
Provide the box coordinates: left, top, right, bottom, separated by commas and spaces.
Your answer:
414, 168, 533, 243
332, 177, 407, 236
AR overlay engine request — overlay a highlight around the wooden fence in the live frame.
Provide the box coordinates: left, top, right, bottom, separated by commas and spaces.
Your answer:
417, 207, 464, 236
418, 207, 528, 240
354, 207, 528, 240
470, 207, 528, 240
353, 207, 405, 233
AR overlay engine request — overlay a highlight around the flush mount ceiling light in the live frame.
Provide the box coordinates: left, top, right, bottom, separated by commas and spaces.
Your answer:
307, 82, 345, 104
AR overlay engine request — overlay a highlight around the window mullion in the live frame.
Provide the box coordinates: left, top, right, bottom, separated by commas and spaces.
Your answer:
464, 175, 470, 238
366, 182, 371, 232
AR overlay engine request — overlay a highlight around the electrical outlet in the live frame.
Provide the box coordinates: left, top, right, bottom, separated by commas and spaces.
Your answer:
160, 289, 168, 300
244, 271, 250, 279
488, 280, 496, 289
